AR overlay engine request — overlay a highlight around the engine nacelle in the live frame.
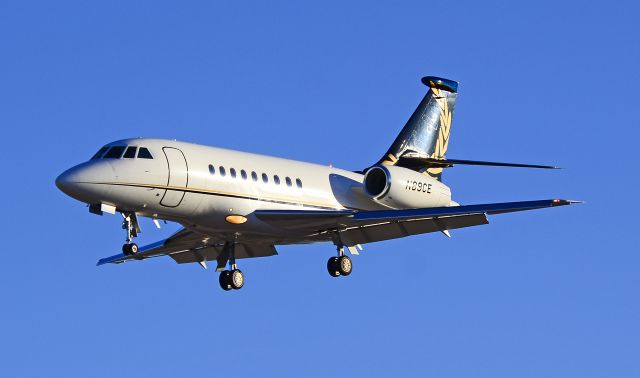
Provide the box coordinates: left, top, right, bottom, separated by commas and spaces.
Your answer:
363, 165, 452, 209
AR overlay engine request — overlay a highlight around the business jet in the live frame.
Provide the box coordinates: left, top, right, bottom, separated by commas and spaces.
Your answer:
56, 76, 578, 291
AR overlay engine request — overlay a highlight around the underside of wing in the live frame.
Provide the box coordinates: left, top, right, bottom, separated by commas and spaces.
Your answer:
255, 199, 579, 245
169, 243, 277, 265
97, 228, 277, 266
98, 199, 578, 266
334, 213, 489, 245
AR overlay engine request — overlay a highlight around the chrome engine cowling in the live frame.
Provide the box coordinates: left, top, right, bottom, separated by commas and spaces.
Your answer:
363, 165, 451, 209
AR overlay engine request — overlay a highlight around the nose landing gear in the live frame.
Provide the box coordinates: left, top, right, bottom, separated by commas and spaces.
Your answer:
121, 212, 140, 256
122, 242, 138, 255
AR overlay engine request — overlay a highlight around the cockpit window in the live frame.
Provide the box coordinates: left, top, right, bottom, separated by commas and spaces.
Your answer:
91, 146, 109, 160
103, 146, 126, 159
137, 147, 153, 159
123, 146, 137, 159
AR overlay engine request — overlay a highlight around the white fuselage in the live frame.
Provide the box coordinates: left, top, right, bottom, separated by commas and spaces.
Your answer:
56, 138, 451, 243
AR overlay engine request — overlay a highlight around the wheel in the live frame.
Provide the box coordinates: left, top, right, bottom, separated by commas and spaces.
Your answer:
327, 256, 341, 277
122, 243, 138, 256
338, 255, 352, 276
219, 270, 232, 291
230, 269, 244, 290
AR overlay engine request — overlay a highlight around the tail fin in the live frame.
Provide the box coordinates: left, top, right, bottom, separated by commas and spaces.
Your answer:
379, 76, 458, 181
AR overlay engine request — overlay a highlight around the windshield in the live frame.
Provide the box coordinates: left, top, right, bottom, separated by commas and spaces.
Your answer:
103, 146, 126, 159
90, 146, 109, 160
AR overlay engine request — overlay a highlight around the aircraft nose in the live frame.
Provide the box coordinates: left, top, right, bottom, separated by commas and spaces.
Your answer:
56, 165, 89, 198
55, 162, 115, 203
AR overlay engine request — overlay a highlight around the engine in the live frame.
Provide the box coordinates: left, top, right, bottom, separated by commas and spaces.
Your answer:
363, 165, 452, 209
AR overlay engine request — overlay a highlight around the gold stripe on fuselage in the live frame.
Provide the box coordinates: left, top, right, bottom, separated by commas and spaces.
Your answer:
80, 181, 342, 210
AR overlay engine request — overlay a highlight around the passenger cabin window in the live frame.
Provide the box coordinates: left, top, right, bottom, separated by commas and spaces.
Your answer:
209, 165, 303, 190
91, 146, 109, 160
123, 146, 137, 159
138, 147, 154, 159
104, 146, 126, 159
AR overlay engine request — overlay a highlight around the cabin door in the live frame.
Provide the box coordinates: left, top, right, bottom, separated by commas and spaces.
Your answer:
160, 147, 189, 207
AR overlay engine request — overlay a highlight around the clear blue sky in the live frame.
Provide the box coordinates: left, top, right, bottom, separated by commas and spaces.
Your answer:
1, 1, 638, 377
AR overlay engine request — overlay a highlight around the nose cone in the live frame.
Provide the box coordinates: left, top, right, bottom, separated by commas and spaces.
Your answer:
55, 167, 77, 196
56, 162, 115, 203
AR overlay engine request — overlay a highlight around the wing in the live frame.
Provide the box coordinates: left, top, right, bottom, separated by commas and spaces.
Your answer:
98, 199, 577, 266
255, 199, 580, 246
97, 228, 277, 266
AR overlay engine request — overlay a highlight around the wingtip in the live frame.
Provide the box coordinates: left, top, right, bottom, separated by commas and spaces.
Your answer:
552, 199, 583, 206
96, 253, 128, 266
96, 257, 115, 266
539, 164, 562, 169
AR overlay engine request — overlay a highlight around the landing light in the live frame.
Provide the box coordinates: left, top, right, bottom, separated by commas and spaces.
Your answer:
226, 215, 248, 225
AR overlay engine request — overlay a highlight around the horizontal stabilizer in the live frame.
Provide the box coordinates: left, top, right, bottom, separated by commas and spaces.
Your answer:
395, 153, 559, 171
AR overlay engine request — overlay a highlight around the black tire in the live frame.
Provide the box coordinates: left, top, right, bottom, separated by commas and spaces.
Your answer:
327, 256, 341, 277
338, 255, 352, 276
122, 244, 132, 256
129, 243, 138, 254
230, 269, 244, 290
219, 270, 232, 291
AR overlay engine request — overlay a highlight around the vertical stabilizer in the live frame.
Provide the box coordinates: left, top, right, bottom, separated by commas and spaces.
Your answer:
379, 76, 458, 181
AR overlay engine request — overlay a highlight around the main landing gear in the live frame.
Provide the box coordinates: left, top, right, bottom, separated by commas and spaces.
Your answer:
217, 240, 245, 291
219, 268, 244, 291
327, 244, 353, 278
121, 212, 140, 256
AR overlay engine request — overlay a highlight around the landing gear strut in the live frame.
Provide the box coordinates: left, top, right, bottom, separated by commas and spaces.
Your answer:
121, 212, 140, 256
327, 244, 352, 277
217, 239, 245, 291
